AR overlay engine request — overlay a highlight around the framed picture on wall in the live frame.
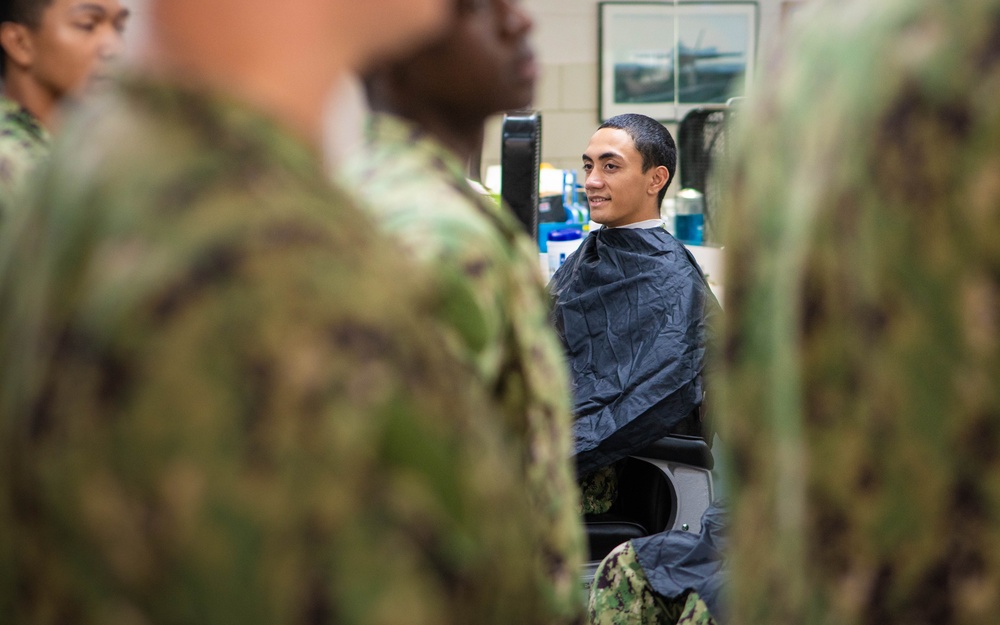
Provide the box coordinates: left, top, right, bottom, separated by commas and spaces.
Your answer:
599, 2, 758, 122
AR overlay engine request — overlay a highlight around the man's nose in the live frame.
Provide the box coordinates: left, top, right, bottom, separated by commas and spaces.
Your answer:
585, 172, 604, 189
503, 0, 533, 37
99, 29, 125, 60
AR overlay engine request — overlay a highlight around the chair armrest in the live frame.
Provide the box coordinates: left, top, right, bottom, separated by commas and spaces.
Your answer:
633, 435, 714, 470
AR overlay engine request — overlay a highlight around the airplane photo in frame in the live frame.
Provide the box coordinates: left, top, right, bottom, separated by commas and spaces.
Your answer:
599, 2, 758, 122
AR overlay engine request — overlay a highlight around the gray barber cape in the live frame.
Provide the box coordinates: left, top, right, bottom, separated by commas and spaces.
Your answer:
549, 226, 720, 476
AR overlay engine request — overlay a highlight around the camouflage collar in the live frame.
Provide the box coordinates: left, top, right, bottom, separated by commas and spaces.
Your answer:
0, 95, 51, 145
365, 112, 470, 186
364, 112, 526, 237
113, 76, 323, 179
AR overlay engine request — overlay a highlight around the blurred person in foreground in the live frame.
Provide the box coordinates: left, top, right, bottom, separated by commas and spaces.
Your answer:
719, 0, 1000, 623
0, 0, 568, 623
343, 0, 586, 620
0, 0, 128, 209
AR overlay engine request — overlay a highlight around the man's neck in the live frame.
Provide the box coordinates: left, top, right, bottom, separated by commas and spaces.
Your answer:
373, 94, 484, 163
142, 54, 336, 154
405, 110, 484, 163
142, 8, 349, 154
2, 72, 58, 130
604, 207, 663, 229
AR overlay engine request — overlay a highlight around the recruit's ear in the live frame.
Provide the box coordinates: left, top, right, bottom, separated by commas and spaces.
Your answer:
648, 165, 670, 196
0, 22, 36, 71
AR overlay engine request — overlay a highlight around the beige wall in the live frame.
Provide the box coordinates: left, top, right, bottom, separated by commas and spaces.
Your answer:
481, 0, 807, 186
121, 0, 809, 179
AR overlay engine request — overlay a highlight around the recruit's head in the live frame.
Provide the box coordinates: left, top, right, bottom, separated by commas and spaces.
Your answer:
149, 0, 452, 107
583, 113, 676, 227
0, 0, 128, 97
336, 0, 456, 71
366, 0, 536, 122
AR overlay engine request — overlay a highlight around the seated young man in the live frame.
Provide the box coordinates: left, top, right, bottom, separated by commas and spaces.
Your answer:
550, 113, 721, 515
551, 113, 723, 624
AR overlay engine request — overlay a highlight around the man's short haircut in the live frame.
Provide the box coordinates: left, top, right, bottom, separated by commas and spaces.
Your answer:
1, 0, 53, 27
1, 0, 55, 77
599, 113, 677, 204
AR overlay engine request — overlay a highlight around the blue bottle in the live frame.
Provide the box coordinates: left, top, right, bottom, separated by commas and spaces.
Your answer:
674, 188, 705, 245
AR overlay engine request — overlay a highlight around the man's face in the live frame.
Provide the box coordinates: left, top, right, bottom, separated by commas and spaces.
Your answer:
26, 0, 129, 99
583, 127, 665, 227
401, 0, 536, 119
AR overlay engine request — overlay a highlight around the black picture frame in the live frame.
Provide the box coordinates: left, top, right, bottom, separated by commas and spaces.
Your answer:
599, 2, 758, 122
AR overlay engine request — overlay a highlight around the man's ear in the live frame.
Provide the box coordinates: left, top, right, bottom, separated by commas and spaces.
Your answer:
647, 165, 670, 196
0, 22, 36, 71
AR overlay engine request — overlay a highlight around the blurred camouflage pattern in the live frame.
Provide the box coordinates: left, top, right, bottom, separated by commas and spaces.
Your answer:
718, 0, 1000, 623
342, 112, 585, 622
0, 78, 566, 625
0, 95, 49, 214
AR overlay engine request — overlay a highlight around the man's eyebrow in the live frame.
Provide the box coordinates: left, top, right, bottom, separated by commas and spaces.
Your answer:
68, 4, 130, 21
583, 151, 622, 162
69, 3, 110, 14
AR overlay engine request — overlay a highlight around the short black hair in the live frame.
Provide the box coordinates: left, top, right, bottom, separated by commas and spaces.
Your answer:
599, 113, 677, 204
0, 0, 52, 27
1, 0, 55, 78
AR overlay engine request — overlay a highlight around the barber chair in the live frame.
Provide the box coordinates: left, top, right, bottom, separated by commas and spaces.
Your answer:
581, 434, 715, 588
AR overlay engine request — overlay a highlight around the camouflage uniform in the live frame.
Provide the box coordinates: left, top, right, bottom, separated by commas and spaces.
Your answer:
341, 112, 585, 622
717, 1, 1000, 623
0, 79, 567, 625
580, 464, 620, 515
589, 542, 716, 625
0, 95, 50, 214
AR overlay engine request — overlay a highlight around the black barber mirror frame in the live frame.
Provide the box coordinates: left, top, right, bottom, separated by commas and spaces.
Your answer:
676, 99, 740, 245
500, 111, 542, 241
